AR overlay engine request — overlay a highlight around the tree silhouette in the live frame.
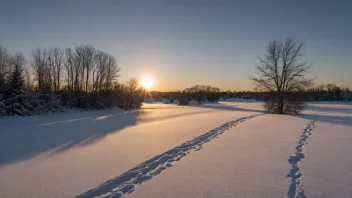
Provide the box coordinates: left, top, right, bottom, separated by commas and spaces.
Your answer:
9, 53, 25, 94
250, 38, 313, 114
0, 45, 10, 85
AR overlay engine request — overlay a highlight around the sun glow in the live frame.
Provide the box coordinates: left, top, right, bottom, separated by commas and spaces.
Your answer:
140, 77, 154, 89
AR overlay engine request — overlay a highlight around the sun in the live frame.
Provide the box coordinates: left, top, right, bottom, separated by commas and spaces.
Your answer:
140, 77, 154, 89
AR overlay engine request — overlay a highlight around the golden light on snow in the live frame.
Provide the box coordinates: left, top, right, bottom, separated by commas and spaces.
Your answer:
140, 76, 154, 89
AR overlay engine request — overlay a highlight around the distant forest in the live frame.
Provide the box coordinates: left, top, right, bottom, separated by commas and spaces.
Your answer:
147, 83, 352, 105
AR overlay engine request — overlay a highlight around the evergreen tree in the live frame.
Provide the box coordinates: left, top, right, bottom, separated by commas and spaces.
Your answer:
4, 53, 30, 116
10, 59, 24, 94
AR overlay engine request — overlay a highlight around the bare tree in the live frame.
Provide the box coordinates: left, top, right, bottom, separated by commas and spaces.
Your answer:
47, 50, 55, 92
74, 45, 95, 94
74, 46, 85, 93
31, 48, 49, 91
93, 51, 109, 92
74, 48, 83, 91
93, 51, 121, 92
64, 48, 75, 91
250, 37, 313, 114
84, 46, 95, 94
23, 64, 33, 91
0, 45, 10, 85
104, 54, 120, 91
125, 77, 139, 92
325, 83, 337, 92
51, 47, 64, 92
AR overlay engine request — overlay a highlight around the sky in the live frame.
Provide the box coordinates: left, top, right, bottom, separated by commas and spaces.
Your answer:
0, 0, 351, 91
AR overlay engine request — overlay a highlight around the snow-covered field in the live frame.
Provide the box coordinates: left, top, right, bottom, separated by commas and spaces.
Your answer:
0, 100, 351, 198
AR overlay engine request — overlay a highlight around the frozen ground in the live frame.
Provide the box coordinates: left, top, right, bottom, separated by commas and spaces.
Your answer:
0, 100, 351, 198
127, 115, 309, 198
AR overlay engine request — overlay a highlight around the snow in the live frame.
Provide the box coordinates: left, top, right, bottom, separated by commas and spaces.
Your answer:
287, 120, 316, 198
127, 115, 310, 198
301, 122, 352, 198
1, 101, 352, 198
0, 102, 260, 198
77, 115, 260, 198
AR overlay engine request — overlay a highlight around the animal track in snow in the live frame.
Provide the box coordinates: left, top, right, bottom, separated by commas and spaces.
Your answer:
287, 120, 315, 198
76, 114, 260, 198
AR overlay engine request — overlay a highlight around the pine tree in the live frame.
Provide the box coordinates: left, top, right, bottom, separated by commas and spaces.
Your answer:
6, 53, 30, 116
10, 60, 23, 95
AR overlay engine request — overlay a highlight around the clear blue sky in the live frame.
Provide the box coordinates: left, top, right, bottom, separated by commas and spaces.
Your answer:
1, 0, 351, 91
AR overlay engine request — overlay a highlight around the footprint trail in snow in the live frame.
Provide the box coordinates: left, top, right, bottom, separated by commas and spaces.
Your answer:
76, 114, 261, 198
287, 120, 315, 198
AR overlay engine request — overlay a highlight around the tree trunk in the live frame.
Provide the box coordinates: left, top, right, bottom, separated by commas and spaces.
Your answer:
86, 70, 89, 96
278, 96, 284, 114
57, 72, 60, 92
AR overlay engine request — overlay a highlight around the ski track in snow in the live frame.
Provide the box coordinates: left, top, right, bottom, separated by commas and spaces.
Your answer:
287, 120, 315, 198
76, 114, 260, 198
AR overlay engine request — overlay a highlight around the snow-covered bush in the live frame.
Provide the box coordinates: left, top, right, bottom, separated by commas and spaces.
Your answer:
119, 92, 143, 110
168, 96, 175, 103
61, 90, 143, 111
178, 94, 189, 105
3, 91, 33, 116
31, 94, 63, 114
264, 91, 308, 114
0, 86, 65, 116
0, 99, 5, 118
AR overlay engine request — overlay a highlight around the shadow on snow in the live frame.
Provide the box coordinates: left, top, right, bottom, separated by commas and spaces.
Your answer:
188, 102, 265, 113
298, 113, 352, 127
0, 109, 143, 166
304, 104, 352, 114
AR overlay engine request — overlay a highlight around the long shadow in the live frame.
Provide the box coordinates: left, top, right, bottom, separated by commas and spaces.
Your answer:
297, 113, 352, 127
195, 102, 351, 127
304, 105, 352, 114
189, 102, 265, 113
0, 109, 143, 166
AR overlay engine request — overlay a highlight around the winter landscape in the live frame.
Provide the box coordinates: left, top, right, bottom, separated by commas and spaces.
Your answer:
1, 100, 352, 198
1, 1, 352, 198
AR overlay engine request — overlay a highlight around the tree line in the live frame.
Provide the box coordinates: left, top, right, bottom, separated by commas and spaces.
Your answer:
26, 45, 119, 94
308, 84, 351, 101
147, 84, 351, 107
0, 44, 144, 116
145, 85, 221, 105
181, 85, 221, 104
